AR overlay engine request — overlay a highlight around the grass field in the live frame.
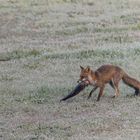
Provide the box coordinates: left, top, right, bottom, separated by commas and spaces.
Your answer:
0, 0, 140, 139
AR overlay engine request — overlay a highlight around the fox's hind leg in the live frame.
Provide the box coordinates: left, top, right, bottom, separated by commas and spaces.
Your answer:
135, 88, 140, 96
110, 78, 120, 98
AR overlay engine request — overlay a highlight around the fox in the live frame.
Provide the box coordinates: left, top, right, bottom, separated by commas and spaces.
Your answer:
78, 65, 140, 101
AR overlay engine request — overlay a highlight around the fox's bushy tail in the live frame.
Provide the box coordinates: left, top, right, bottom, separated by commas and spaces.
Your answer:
122, 73, 140, 95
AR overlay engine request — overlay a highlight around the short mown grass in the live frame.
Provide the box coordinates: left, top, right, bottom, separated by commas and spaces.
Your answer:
46, 47, 140, 60
55, 26, 89, 36
0, 49, 41, 61
14, 85, 72, 104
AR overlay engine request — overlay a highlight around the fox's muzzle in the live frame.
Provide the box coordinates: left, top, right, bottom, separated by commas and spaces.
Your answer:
78, 78, 97, 86
77, 78, 90, 85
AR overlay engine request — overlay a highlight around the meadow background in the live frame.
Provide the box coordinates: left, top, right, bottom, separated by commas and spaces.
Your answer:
0, 0, 140, 139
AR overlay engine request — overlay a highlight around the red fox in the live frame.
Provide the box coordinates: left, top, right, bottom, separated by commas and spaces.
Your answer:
78, 65, 140, 101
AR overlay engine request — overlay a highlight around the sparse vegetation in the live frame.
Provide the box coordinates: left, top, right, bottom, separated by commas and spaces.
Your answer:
0, 49, 41, 61
0, 0, 140, 140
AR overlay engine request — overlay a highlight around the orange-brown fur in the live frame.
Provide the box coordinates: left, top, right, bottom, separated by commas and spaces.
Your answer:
79, 65, 140, 101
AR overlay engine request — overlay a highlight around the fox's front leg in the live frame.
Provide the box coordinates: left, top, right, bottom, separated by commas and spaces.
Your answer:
97, 86, 105, 101
88, 86, 98, 99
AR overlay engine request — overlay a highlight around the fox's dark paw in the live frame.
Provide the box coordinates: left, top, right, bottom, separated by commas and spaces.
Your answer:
111, 95, 116, 98
60, 100, 62, 103
134, 93, 140, 96
87, 96, 91, 100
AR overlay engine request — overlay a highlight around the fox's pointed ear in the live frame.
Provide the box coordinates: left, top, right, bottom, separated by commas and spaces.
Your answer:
86, 66, 90, 72
80, 66, 84, 70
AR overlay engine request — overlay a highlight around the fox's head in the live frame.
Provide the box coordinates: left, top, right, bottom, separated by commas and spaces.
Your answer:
78, 66, 96, 85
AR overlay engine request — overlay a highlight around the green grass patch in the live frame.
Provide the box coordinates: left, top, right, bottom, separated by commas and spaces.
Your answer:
46, 47, 140, 60
55, 26, 88, 36
94, 27, 128, 33
23, 61, 41, 70
96, 34, 134, 43
0, 49, 41, 61
15, 86, 71, 104
131, 23, 140, 30
0, 75, 15, 82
